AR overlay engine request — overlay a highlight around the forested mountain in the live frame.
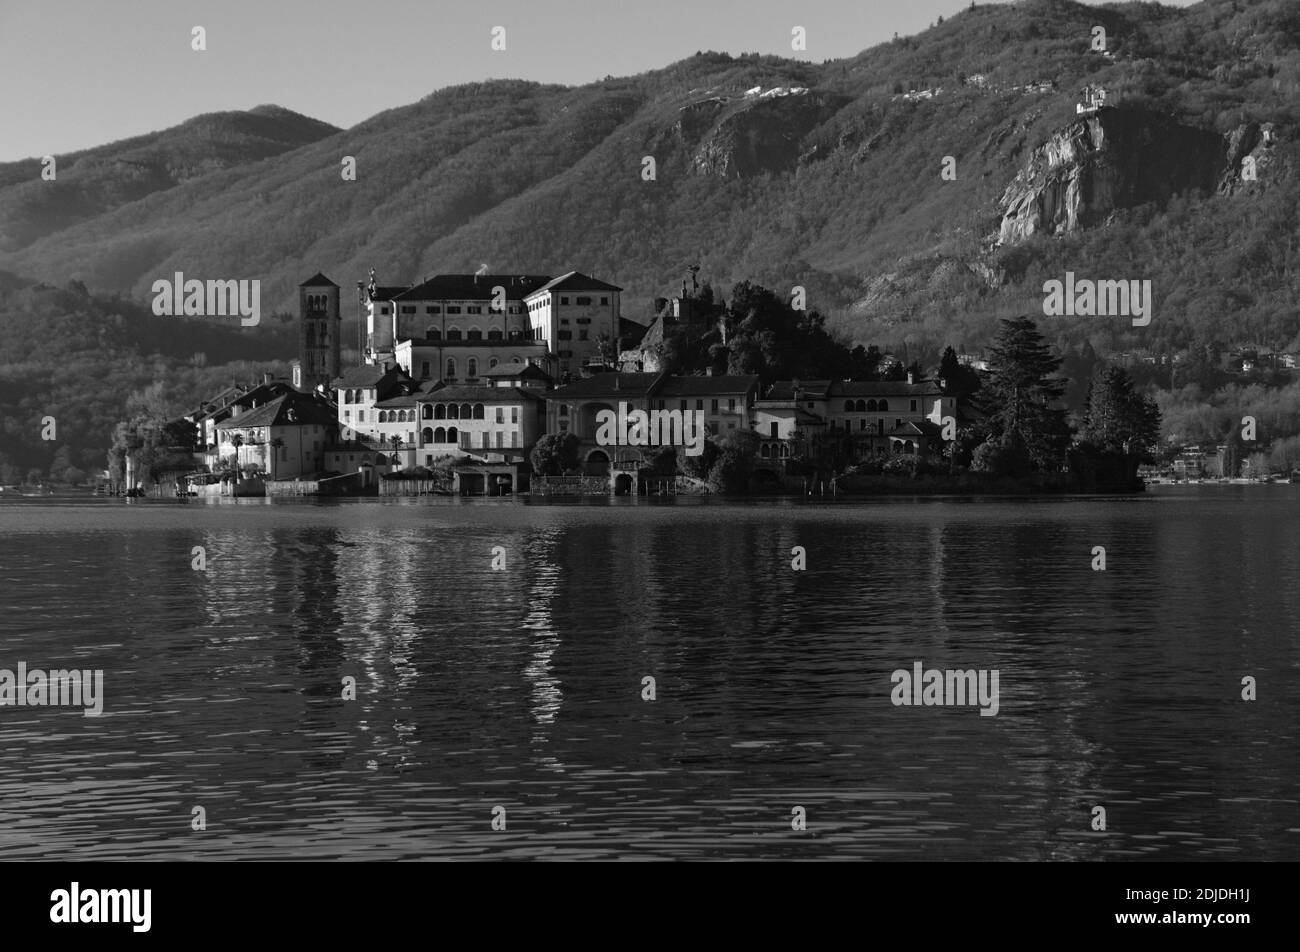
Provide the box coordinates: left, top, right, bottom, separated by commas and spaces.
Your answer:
2, 0, 1299, 479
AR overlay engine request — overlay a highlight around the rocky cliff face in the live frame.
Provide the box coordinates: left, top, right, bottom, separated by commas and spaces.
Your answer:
998, 108, 1236, 244
677, 92, 848, 179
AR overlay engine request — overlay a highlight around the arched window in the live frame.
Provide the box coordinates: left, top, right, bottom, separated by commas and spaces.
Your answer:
427, 327, 441, 341
867, 399, 878, 412
904, 440, 915, 455
448, 404, 459, 420
855, 400, 867, 413
421, 404, 433, 420
473, 404, 485, 420
487, 330, 503, 341
434, 427, 446, 443
421, 427, 433, 444
512, 356, 522, 365
780, 444, 790, 459
447, 426, 458, 443
306, 325, 315, 346
467, 358, 478, 378
460, 403, 472, 420
879, 399, 889, 412
489, 357, 499, 369
435, 404, 446, 420
467, 329, 482, 341
760, 444, 771, 459
378, 410, 388, 423
559, 404, 569, 417
446, 358, 456, 379
446, 328, 462, 341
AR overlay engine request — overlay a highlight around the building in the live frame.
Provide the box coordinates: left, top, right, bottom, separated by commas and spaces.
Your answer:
543, 372, 759, 476
523, 272, 623, 378
296, 273, 341, 390
213, 389, 338, 479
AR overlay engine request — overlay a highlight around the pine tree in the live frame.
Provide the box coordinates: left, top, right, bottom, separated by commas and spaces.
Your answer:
981, 316, 1071, 470
1082, 366, 1162, 457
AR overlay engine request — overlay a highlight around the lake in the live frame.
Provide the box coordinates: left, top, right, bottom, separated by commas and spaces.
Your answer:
0, 487, 1297, 860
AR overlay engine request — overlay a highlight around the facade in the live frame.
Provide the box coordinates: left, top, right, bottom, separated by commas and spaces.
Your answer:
213, 390, 338, 479
523, 272, 622, 379
297, 273, 341, 390
543, 372, 760, 476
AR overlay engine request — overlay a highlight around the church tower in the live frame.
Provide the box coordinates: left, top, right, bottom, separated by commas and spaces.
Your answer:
298, 273, 341, 389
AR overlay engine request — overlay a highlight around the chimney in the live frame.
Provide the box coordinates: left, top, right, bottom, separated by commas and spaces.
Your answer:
907, 370, 915, 385
263, 372, 273, 385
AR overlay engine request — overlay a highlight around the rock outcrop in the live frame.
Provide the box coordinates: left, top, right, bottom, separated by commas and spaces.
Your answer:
998, 108, 1231, 244
680, 92, 848, 179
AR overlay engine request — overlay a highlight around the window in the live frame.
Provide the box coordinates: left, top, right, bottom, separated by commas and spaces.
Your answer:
489, 357, 499, 368
576, 296, 592, 305
680, 400, 687, 411
427, 328, 441, 340
473, 404, 485, 420
496, 408, 504, 424
468, 329, 482, 341
343, 410, 351, 421
446, 358, 456, 379
446, 328, 462, 341
910, 400, 918, 412
879, 400, 889, 411
711, 400, 719, 414
560, 318, 570, 325
496, 431, 504, 448
434, 404, 446, 419
860, 419, 867, 430
511, 407, 518, 424
422, 427, 433, 444
770, 423, 779, 438
447, 426, 458, 443
728, 399, 736, 411
460, 404, 472, 419
379, 306, 389, 314
560, 296, 569, 305
434, 427, 446, 443
867, 399, 877, 412
844, 400, 854, 412
600, 297, 609, 305
467, 358, 478, 378
447, 306, 462, 314
855, 400, 867, 413
558, 405, 568, 417
426, 306, 439, 314
421, 361, 430, 378
468, 306, 482, 314
421, 404, 433, 420
696, 400, 704, 411
358, 411, 366, 422
400, 305, 416, 314
576, 317, 591, 324
558, 331, 572, 340
482, 432, 490, 448
487, 330, 503, 341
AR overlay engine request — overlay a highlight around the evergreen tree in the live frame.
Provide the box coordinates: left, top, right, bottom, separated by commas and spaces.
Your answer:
980, 316, 1071, 470
1082, 366, 1162, 457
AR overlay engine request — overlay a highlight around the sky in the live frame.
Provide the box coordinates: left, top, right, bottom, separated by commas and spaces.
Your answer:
0, 0, 1201, 162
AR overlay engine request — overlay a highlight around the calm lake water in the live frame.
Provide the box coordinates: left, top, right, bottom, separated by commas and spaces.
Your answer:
1, 487, 1297, 861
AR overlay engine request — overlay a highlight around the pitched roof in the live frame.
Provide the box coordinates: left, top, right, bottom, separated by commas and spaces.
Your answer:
366, 287, 407, 302
394, 274, 552, 302
657, 374, 760, 397
217, 394, 337, 429
829, 379, 942, 397
300, 272, 338, 288
480, 363, 552, 380
333, 365, 413, 389
524, 271, 622, 297
886, 420, 943, 438
416, 383, 542, 402
547, 372, 665, 399
766, 380, 833, 400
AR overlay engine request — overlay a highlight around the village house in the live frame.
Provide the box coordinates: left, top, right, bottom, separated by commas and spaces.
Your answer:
213, 389, 338, 479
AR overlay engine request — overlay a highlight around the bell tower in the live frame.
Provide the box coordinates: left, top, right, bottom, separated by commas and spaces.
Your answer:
298, 272, 341, 389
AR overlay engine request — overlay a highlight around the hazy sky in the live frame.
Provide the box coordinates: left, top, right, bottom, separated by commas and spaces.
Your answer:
0, 0, 1200, 161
